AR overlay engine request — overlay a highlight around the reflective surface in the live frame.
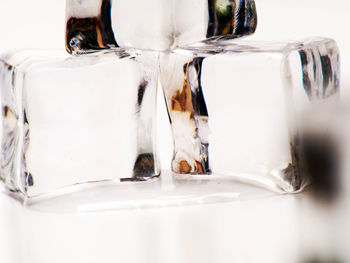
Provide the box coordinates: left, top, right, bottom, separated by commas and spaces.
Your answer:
1, 168, 350, 263
0, 172, 303, 263
65, 0, 257, 53
0, 50, 160, 198
160, 38, 340, 193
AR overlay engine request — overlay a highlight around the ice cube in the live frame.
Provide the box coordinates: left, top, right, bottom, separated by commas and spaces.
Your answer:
65, 0, 257, 53
0, 49, 160, 198
159, 37, 340, 193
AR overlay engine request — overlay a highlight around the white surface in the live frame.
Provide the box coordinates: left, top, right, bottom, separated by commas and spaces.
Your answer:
0, 176, 303, 263
0, 0, 349, 262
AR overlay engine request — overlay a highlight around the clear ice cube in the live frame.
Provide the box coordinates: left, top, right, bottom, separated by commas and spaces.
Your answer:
65, 0, 257, 53
0, 50, 160, 198
159, 37, 340, 193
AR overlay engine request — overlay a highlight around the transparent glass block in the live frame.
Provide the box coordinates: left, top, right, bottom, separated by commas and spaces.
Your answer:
65, 0, 257, 53
160, 37, 340, 193
0, 49, 160, 199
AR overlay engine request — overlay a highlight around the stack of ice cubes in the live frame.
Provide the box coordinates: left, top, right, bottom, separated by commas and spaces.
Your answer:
0, 0, 340, 199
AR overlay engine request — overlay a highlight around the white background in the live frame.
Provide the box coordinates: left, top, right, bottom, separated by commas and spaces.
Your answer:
0, 1, 349, 263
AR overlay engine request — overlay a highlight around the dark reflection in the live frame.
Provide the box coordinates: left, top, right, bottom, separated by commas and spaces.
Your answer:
299, 50, 313, 97
66, 17, 105, 53
137, 80, 148, 107
320, 54, 333, 94
303, 257, 344, 263
190, 58, 208, 118
99, 0, 118, 47
207, 0, 257, 38
66, 0, 118, 54
120, 153, 158, 182
299, 45, 339, 101
24, 172, 34, 187
293, 132, 340, 203
133, 153, 156, 179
